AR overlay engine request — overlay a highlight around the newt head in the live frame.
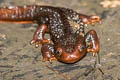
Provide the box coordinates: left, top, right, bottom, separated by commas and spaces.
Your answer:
53, 35, 87, 63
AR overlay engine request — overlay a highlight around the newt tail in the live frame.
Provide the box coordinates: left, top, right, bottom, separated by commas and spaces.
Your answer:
0, 5, 40, 24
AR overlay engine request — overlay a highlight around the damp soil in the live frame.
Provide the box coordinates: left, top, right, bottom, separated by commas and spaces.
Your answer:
0, 0, 120, 80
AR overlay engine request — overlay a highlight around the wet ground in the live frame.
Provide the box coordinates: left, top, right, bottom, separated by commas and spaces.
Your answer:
0, 0, 120, 80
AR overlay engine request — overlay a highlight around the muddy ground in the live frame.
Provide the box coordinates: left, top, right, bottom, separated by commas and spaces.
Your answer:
0, 0, 120, 80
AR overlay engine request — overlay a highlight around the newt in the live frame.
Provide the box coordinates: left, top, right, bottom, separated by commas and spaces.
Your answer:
0, 5, 101, 64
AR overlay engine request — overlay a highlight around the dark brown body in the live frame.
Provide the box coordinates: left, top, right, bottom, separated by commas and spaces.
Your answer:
0, 5, 101, 63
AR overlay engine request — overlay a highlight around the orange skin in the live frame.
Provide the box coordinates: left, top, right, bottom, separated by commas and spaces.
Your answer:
0, 5, 100, 63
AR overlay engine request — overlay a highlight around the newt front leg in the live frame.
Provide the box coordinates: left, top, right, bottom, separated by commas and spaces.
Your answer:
30, 24, 51, 47
85, 29, 99, 56
41, 44, 57, 63
85, 29, 104, 75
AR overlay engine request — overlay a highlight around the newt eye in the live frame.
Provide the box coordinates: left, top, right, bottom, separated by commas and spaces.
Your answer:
55, 48, 62, 56
81, 45, 86, 50
78, 45, 86, 52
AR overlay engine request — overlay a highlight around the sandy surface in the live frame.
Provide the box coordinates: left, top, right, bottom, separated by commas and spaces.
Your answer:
0, 0, 120, 80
